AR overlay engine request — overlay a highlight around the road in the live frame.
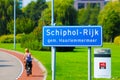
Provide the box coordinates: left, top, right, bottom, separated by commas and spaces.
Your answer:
0, 52, 23, 80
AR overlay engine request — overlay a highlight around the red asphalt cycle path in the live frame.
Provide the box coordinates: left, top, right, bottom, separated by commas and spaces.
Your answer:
0, 49, 46, 80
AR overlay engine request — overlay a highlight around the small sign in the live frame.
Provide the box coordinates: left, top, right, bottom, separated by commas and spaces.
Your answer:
94, 48, 111, 78
99, 62, 106, 69
43, 26, 102, 47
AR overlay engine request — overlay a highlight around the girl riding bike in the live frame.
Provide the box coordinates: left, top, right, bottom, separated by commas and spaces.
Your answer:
23, 48, 32, 76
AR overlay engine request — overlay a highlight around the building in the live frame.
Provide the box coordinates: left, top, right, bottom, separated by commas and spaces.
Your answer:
18, 0, 37, 8
74, 0, 105, 10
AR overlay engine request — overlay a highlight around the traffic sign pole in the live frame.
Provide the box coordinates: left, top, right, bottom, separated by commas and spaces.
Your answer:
51, 0, 56, 80
51, 47, 56, 80
14, 0, 16, 50
88, 47, 92, 80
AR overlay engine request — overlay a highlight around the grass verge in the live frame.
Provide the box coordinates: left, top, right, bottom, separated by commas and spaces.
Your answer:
0, 43, 120, 80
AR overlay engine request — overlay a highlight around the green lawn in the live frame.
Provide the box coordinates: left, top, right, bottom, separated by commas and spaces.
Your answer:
0, 43, 120, 80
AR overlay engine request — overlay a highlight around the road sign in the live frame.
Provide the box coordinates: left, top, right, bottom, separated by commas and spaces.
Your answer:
43, 26, 102, 47
94, 48, 111, 78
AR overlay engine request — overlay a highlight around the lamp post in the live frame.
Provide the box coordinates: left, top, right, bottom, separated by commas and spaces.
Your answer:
51, 0, 56, 80
14, 0, 16, 50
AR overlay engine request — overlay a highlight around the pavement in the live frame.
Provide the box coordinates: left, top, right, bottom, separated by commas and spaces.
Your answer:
0, 52, 22, 80
0, 49, 47, 80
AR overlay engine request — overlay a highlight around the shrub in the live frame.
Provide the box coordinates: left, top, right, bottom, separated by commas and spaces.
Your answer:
21, 33, 41, 50
20, 32, 51, 51
114, 36, 120, 45
0, 34, 23, 43
56, 47, 75, 52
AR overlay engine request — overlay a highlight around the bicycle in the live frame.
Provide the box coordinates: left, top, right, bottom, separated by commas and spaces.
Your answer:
26, 61, 32, 76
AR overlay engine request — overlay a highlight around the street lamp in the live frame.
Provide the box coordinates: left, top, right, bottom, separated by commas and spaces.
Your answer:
14, 0, 16, 50
51, 0, 56, 80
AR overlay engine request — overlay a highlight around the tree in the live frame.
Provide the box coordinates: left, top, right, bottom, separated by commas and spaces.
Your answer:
98, 1, 120, 42
7, 17, 35, 34
38, 8, 51, 26
89, 6, 100, 25
54, 0, 77, 25
77, 8, 90, 25
0, 0, 22, 35
23, 0, 48, 27
77, 4, 100, 25
39, 0, 77, 26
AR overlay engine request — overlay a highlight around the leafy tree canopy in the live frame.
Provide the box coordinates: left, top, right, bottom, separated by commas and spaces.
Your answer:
77, 4, 100, 25
23, 0, 48, 26
98, 1, 120, 42
0, 0, 22, 35
39, 0, 77, 26
7, 17, 35, 34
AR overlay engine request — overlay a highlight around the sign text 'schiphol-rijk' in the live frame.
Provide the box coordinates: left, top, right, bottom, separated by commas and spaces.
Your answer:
43, 26, 102, 47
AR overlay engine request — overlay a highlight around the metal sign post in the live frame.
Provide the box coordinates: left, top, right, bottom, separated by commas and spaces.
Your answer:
51, 47, 56, 80
14, 0, 16, 50
88, 47, 92, 80
51, 0, 56, 80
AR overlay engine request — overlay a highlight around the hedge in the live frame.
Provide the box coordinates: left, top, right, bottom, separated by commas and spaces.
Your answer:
0, 34, 23, 43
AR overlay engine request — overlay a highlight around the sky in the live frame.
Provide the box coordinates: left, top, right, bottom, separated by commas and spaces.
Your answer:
46, 0, 50, 1
23, 0, 50, 7
23, 0, 36, 7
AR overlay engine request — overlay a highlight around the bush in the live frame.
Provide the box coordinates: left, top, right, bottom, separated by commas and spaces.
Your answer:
0, 34, 23, 43
56, 47, 75, 52
21, 33, 41, 50
21, 32, 51, 51
114, 36, 120, 45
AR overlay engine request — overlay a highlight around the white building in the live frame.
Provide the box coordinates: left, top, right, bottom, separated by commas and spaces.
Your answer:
74, 0, 105, 10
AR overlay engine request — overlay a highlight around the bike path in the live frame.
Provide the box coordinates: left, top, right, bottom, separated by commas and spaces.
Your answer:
0, 51, 22, 80
0, 49, 47, 80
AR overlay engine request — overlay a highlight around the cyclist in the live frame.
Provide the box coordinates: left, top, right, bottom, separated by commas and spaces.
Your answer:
23, 48, 32, 75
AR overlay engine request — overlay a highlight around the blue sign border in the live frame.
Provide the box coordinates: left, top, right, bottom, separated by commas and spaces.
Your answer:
43, 26, 102, 47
